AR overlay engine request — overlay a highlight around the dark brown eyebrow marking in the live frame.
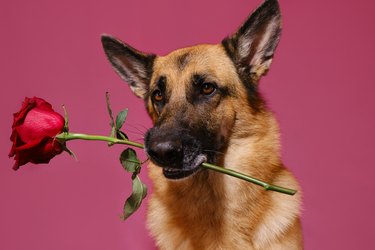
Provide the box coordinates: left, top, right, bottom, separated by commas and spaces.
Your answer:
157, 75, 167, 91
176, 53, 190, 71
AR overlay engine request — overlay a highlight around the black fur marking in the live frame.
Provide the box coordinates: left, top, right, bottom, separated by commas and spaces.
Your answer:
176, 53, 190, 71
156, 75, 167, 92
192, 74, 206, 86
188, 74, 214, 104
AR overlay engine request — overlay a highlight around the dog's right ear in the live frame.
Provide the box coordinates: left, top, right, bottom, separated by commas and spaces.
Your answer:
101, 35, 156, 99
222, 0, 281, 84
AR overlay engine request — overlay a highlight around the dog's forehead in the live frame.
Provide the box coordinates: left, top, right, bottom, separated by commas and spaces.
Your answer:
151, 44, 237, 87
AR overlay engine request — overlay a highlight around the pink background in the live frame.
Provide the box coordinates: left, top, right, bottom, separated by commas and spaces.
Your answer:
1, 0, 374, 249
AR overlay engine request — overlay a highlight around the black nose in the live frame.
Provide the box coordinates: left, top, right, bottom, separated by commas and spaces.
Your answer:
147, 140, 183, 168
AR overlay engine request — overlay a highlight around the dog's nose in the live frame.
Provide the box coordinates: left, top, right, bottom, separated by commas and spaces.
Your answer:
147, 140, 183, 167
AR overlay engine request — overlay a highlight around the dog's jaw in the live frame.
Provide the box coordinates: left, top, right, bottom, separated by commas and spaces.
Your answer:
162, 154, 207, 180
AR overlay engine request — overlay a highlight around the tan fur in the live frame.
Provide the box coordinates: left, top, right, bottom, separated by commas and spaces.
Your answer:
146, 44, 303, 249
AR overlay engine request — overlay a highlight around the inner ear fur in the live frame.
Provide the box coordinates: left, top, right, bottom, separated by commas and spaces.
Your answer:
101, 34, 156, 99
222, 0, 281, 84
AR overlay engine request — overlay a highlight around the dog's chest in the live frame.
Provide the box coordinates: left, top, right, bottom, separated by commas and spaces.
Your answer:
147, 171, 257, 249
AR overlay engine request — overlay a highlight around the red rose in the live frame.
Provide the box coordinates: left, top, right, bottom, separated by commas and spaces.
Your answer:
9, 97, 65, 170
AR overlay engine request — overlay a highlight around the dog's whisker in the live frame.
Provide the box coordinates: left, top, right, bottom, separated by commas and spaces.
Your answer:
126, 123, 148, 134
132, 137, 145, 143
203, 149, 224, 155
123, 129, 145, 137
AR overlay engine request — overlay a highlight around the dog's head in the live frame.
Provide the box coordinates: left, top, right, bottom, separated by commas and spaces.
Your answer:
102, 0, 281, 179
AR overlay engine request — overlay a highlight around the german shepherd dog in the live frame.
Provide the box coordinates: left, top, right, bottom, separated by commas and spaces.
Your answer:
102, 0, 302, 249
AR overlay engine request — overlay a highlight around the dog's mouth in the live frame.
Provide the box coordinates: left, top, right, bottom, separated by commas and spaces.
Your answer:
162, 167, 200, 179
161, 154, 207, 180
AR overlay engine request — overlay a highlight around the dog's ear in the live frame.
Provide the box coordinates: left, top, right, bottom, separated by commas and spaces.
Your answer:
101, 35, 156, 99
222, 0, 281, 83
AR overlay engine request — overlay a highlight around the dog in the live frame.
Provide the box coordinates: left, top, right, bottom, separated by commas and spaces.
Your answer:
101, 0, 302, 249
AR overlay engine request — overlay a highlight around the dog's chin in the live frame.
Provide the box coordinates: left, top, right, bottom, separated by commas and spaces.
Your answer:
160, 154, 207, 180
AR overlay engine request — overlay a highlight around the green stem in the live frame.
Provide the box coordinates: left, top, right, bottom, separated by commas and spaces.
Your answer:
201, 163, 296, 195
56, 132, 144, 149
56, 132, 297, 196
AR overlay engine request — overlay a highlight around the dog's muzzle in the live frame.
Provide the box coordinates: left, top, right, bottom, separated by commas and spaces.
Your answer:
145, 129, 207, 179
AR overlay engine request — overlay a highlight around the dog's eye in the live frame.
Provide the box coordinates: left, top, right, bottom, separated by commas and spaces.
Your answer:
152, 90, 164, 102
201, 83, 216, 95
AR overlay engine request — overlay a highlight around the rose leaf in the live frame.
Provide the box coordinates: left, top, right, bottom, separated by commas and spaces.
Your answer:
122, 175, 148, 220
119, 148, 140, 173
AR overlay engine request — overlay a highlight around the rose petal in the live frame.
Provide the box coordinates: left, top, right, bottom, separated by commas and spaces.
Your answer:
16, 108, 64, 143
12, 138, 63, 169
11, 97, 36, 128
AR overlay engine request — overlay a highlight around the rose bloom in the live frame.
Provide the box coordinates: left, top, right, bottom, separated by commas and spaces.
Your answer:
9, 97, 65, 170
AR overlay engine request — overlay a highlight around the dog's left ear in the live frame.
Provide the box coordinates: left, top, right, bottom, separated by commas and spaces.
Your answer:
101, 35, 156, 99
222, 0, 281, 83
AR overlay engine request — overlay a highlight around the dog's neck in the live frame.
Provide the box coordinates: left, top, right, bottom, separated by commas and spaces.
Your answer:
225, 110, 282, 181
